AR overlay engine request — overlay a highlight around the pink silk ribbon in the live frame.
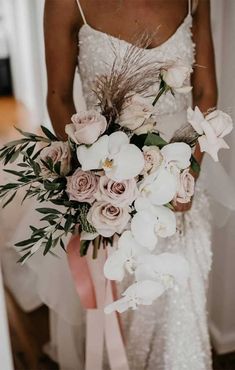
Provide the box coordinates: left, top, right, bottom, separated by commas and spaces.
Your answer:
67, 235, 130, 370
67, 235, 96, 309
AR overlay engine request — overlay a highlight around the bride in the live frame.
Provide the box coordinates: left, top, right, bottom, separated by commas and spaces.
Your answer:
5, 0, 217, 369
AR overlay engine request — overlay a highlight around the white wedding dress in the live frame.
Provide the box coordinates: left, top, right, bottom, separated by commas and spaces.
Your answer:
1, 0, 214, 369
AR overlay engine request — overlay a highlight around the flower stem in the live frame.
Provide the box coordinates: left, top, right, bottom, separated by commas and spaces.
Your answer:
92, 236, 100, 259
152, 86, 168, 107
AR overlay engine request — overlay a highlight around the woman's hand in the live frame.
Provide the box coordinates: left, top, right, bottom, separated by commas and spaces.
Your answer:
173, 199, 193, 212
172, 167, 198, 213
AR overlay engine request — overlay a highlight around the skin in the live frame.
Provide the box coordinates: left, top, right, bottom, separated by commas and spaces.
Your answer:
44, 0, 217, 212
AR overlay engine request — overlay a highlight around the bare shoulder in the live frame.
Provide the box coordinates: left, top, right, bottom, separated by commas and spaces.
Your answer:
44, 0, 83, 33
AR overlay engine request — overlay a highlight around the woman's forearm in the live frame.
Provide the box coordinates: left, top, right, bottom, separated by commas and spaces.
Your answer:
47, 95, 76, 141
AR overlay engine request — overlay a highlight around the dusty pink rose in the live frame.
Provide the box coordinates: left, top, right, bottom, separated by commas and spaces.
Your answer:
87, 201, 131, 237
65, 110, 107, 145
175, 169, 195, 204
66, 169, 98, 204
40, 141, 71, 177
95, 176, 138, 207
141, 145, 163, 177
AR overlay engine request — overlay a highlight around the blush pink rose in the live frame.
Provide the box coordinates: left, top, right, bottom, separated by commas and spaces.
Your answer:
66, 169, 98, 204
87, 201, 131, 237
65, 110, 107, 145
95, 176, 138, 207
40, 141, 71, 177
175, 169, 195, 204
141, 145, 163, 177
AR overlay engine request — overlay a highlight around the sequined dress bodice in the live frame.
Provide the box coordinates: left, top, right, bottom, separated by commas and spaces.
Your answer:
78, 14, 195, 118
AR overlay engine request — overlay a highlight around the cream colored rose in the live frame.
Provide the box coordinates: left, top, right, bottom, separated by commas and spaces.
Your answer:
141, 145, 163, 176
65, 110, 107, 145
175, 169, 195, 204
187, 106, 233, 161
118, 94, 154, 131
95, 176, 139, 207
206, 110, 233, 137
87, 201, 131, 237
134, 117, 156, 135
40, 141, 71, 177
161, 61, 192, 93
66, 169, 98, 204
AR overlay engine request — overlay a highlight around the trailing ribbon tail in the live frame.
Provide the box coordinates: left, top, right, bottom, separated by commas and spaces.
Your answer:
67, 235, 129, 370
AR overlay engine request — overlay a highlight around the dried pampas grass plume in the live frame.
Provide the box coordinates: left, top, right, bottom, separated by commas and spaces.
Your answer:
93, 32, 163, 125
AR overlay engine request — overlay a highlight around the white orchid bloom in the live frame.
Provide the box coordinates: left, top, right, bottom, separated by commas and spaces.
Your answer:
138, 167, 177, 206
77, 131, 145, 181
131, 200, 176, 250
187, 106, 233, 161
103, 231, 148, 281
104, 280, 165, 314
135, 253, 190, 289
161, 142, 192, 170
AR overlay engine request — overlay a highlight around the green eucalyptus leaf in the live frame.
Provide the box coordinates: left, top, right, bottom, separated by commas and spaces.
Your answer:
64, 214, 73, 233
144, 132, 167, 148
43, 234, 53, 255
36, 207, 61, 215
190, 155, 201, 175
26, 144, 36, 157
130, 134, 147, 149
15, 238, 40, 247
40, 125, 59, 141
2, 191, 17, 208
60, 239, 66, 252
18, 251, 32, 264
80, 240, 90, 257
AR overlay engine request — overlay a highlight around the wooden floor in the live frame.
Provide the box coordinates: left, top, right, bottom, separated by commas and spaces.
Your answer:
1, 97, 235, 370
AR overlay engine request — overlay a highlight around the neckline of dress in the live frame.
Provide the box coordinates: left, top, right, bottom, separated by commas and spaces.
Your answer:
79, 13, 192, 52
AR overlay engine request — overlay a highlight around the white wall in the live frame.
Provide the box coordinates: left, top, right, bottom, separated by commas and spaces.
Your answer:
209, 0, 235, 354
1, 0, 46, 126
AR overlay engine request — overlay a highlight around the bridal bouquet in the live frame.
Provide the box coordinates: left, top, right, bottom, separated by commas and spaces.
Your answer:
0, 44, 233, 313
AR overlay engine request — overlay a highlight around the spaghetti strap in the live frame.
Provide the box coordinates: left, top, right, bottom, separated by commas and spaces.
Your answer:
188, 0, 191, 15
76, 0, 87, 25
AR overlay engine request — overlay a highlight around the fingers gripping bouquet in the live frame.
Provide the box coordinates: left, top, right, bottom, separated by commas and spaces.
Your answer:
0, 43, 233, 313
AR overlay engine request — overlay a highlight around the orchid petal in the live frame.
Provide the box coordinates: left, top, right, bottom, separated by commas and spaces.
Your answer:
131, 210, 158, 250
151, 205, 176, 238
105, 280, 165, 313
161, 142, 191, 169
187, 106, 204, 134
104, 231, 148, 281
107, 143, 145, 181
77, 135, 108, 170
104, 296, 132, 314
139, 168, 177, 205
103, 250, 126, 281
108, 131, 129, 155
134, 197, 152, 212
135, 253, 189, 288
198, 136, 229, 162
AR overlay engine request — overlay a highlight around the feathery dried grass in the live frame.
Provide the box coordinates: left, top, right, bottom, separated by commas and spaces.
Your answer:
170, 124, 199, 146
93, 33, 163, 124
